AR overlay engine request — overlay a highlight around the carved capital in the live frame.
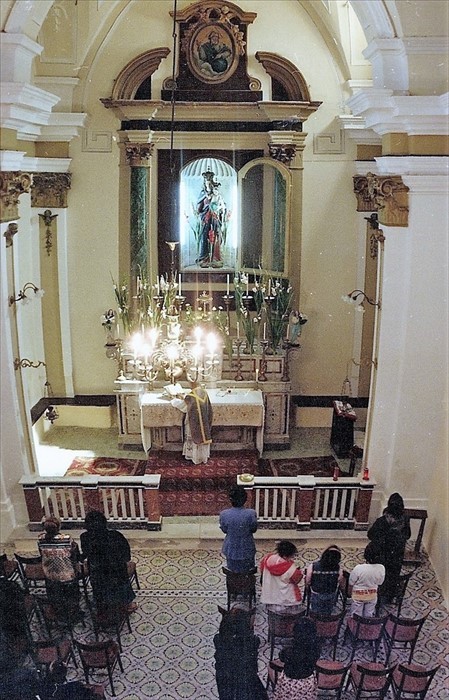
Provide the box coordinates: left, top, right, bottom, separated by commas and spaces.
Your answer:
125, 144, 154, 167
268, 144, 297, 165
31, 173, 72, 208
354, 172, 409, 227
0, 172, 32, 223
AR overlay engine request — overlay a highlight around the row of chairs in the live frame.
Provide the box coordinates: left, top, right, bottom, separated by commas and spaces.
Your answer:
268, 658, 440, 699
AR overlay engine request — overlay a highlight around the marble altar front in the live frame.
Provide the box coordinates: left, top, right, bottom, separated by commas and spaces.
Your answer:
140, 387, 264, 454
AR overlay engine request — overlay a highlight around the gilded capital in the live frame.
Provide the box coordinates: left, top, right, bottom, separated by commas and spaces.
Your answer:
125, 144, 154, 167
353, 172, 409, 227
0, 172, 32, 223
31, 173, 72, 208
268, 144, 297, 165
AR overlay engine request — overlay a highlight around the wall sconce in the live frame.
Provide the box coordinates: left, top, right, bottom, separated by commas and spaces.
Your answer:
45, 406, 59, 424
342, 289, 381, 312
9, 282, 45, 306
14, 358, 46, 371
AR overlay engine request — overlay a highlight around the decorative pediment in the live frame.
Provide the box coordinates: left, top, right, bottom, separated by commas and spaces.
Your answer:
161, 0, 261, 102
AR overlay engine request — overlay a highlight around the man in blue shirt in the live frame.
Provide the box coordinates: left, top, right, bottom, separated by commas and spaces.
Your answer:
219, 485, 257, 572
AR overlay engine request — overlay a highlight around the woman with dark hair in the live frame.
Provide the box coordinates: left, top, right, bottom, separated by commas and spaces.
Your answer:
260, 540, 303, 613
271, 617, 321, 699
214, 609, 268, 700
37, 516, 81, 616
367, 492, 411, 602
348, 542, 385, 616
80, 510, 136, 612
305, 544, 344, 614
219, 485, 258, 573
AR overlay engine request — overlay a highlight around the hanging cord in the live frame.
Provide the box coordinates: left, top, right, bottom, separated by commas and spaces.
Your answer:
169, 0, 178, 175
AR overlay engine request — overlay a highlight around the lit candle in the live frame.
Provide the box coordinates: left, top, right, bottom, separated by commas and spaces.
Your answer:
237, 321, 240, 339
178, 273, 182, 296
226, 274, 230, 296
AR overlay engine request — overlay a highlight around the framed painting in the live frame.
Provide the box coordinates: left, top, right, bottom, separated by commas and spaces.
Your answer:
187, 22, 238, 84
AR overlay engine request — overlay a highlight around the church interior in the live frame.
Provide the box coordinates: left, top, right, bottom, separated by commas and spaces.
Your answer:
1, 0, 448, 697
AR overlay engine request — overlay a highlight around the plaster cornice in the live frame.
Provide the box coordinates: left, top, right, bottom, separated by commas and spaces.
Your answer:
0, 152, 71, 173
375, 155, 449, 177
347, 90, 449, 136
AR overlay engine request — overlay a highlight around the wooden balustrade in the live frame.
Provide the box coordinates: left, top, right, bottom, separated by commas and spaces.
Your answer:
19, 475, 162, 531
238, 475, 376, 530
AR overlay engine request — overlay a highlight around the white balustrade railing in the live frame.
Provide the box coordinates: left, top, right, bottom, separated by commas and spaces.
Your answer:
238, 475, 375, 530
19, 475, 162, 530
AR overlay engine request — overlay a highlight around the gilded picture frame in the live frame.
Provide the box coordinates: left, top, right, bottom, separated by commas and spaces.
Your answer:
187, 22, 238, 84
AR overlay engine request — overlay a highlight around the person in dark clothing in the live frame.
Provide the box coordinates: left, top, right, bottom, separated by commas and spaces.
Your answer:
367, 492, 411, 602
214, 609, 268, 700
305, 544, 344, 614
272, 617, 321, 699
80, 510, 136, 612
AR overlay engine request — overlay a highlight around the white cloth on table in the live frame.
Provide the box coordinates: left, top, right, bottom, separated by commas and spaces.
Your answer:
171, 397, 211, 464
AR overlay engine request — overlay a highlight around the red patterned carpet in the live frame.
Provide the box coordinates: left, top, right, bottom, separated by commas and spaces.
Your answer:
64, 453, 337, 515
65, 456, 147, 476
145, 450, 259, 516
259, 455, 338, 477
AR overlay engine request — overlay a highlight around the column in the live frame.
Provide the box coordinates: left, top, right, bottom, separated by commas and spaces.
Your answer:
124, 143, 153, 279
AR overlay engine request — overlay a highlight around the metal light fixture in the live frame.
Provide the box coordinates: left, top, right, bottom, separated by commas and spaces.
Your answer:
14, 358, 46, 371
341, 289, 381, 312
9, 282, 45, 306
45, 406, 59, 424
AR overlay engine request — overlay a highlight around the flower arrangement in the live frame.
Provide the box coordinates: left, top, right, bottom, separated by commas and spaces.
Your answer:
234, 272, 259, 353
101, 309, 116, 332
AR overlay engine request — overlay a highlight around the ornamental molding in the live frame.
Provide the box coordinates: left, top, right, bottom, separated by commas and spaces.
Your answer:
31, 173, 72, 208
268, 144, 297, 164
353, 172, 409, 227
124, 144, 154, 167
347, 90, 449, 136
0, 172, 32, 223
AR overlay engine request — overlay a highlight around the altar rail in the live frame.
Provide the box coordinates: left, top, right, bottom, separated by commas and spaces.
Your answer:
19, 474, 374, 532
238, 476, 375, 530
19, 475, 162, 531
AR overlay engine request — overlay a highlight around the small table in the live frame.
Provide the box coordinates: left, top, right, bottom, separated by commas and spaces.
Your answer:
330, 400, 357, 457
140, 387, 264, 454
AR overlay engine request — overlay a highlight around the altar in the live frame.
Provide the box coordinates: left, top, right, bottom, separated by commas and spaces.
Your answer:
140, 387, 264, 454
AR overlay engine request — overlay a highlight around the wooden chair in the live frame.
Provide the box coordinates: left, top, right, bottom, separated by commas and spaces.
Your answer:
266, 659, 284, 691
30, 635, 77, 676
315, 659, 351, 699
309, 610, 345, 660
217, 604, 256, 631
127, 560, 140, 591
222, 566, 257, 610
75, 639, 123, 697
391, 663, 440, 699
14, 553, 46, 590
384, 613, 429, 664
346, 661, 395, 699
267, 609, 306, 660
344, 613, 388, 662
91, 604, 132, 652
0, 553, 21, 583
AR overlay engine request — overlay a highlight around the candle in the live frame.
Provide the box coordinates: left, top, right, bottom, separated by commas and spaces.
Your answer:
156, 276, 160, 296
178, 273, 182, 296
263, 322, 266, 340
255, 368, 259, 383
246, 278, 249, 295
226, 274, 230, 296
268, 278, 271, 296
237, 321, 240, 339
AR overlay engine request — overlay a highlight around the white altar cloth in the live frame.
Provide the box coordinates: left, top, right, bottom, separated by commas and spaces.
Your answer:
140, 388, 264, 454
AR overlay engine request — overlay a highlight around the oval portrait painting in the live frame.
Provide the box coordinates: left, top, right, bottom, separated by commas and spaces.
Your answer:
188, 23, 238, 84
